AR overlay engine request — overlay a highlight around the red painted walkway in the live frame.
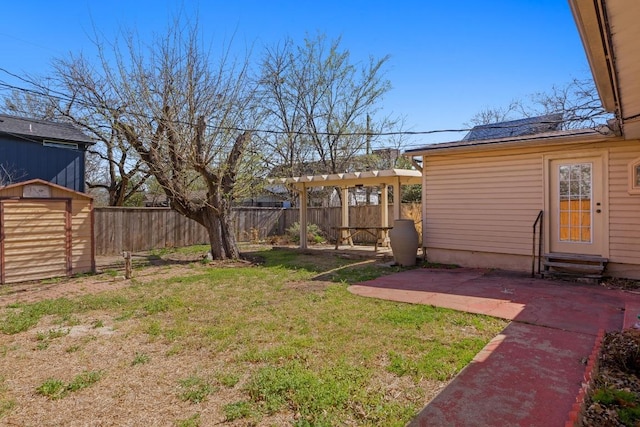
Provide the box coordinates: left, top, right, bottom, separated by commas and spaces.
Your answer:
349, 268, 640, 427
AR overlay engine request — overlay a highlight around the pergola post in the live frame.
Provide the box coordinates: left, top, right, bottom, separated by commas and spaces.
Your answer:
340, 186, 350, 244
380, 184, 390, 248
299, 183, 308, 249
392, 177, 402, 220
380, 184, 389, 227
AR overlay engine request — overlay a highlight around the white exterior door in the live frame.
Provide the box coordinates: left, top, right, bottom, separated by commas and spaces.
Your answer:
548, 156, 605, 256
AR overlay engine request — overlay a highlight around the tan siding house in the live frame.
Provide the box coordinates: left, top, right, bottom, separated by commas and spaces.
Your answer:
409, 133, 640, 279
406, 0, 640, 279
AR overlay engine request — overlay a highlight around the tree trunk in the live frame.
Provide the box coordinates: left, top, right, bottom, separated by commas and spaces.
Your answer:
201, 206, 239, 260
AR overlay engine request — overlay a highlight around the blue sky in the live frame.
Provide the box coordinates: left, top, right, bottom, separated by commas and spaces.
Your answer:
0, 1, 592, 147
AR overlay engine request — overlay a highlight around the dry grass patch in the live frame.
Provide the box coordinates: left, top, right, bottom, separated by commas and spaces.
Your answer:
0, 247, 506, 426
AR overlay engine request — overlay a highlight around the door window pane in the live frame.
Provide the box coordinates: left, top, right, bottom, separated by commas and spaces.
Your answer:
558, 163, 592, 242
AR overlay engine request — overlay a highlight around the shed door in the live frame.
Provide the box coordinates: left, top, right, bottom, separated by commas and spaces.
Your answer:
549, 158, 604, 256
1, 200, 69, 284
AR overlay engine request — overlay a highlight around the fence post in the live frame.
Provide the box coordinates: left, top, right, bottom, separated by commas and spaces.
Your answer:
123, 251, 132, 279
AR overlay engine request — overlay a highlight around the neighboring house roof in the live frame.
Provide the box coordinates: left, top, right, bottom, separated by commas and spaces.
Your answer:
569, 0, 640, 139
462, 113, 564, 141
0, 114, 94, 145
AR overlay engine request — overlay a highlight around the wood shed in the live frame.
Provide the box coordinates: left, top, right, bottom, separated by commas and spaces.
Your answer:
0, 179, 95, 284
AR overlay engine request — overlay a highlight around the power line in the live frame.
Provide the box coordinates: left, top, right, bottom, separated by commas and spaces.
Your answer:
0, 68, 607, 142
0, 79, 473, 137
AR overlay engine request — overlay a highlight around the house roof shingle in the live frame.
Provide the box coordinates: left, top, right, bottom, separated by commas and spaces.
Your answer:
461, 113, 564, 141
0, 114, 94, 145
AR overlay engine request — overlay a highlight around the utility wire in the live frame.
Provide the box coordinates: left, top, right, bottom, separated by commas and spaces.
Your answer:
0, 67, 608, 142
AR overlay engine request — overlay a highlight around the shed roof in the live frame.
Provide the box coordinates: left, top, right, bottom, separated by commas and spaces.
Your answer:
0, 178, 93, 200
0, 114, 94, 145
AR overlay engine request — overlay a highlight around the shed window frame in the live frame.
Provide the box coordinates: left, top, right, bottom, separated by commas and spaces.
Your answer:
628, 157, 640, 194
43, 140, 79, 150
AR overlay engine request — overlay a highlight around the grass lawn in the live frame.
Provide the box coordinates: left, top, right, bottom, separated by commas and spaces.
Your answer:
0, 246, 507, 426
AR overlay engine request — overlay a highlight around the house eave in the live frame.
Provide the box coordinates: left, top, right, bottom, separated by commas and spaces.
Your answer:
568, 0, 618, 113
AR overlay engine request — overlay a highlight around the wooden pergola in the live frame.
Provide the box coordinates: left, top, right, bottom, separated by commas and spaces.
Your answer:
270, 169, 422, 249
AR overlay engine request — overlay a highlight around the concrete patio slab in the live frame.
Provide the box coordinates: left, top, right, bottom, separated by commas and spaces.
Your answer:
349, 268, 640, 427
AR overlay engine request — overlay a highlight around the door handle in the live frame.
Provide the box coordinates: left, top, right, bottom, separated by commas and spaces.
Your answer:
596, 209, 602, 213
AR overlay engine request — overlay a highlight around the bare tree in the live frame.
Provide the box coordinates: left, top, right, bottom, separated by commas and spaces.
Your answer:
85, 18, 259, 259
0, 163, 26, 186
465, 100, 523, 127
4, 16, 259, 258
1, 68, 149, 206
466, 78, 612, 129
3, 89, 57, 120
528, 78, 611, 129
259, 34, 394, 180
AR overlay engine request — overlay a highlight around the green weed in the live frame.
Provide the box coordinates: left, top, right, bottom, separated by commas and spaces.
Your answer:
37, 328, 69, 341
593, 388, 637, 406
67, 371, 102, 392
330, 264, 401, 283
0, 376, 15, 419
103, 269, 120, 277
387, 337, 487, 381
146, 321, 162, 337
216, 372, 240, 388
144, 296, 182, 315
35, 328, 69, 350
65, 345, 81, 353
36, 379, 66, 399
243, 360, 376, 424
0, 295, 129, 334
178, 376, 214, 404
175, 413, 201, 427
619, 406, 640, 426
131, 352, 150, 366
224, 401, 254, 421
36, 371, 102, 400
40, 277, 63, 285
0, 399, 15, 419
592, 387, 640, 426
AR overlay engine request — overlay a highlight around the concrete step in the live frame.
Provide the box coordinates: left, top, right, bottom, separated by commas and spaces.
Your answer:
543, 261, 603, 272
541, 253, 608, 281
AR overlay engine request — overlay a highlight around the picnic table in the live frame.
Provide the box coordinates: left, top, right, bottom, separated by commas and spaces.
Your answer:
333, 226, 393, 252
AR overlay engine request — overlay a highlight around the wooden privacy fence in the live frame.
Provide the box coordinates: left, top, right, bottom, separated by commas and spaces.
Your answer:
94, 204, 421, 255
